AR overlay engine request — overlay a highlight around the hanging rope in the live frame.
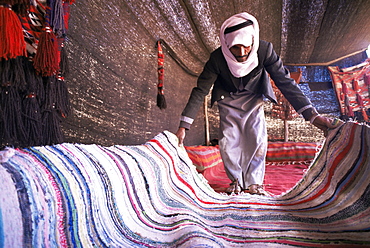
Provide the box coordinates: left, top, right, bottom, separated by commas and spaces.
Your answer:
156, 40, 167, 109
155, 39, 200, 109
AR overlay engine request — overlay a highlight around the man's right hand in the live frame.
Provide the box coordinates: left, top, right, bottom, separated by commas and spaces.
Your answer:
175, 127, 186, 146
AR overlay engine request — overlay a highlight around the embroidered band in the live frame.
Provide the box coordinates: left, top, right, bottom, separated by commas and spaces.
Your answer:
180, 116, 194, 124
297, 105, 313, 114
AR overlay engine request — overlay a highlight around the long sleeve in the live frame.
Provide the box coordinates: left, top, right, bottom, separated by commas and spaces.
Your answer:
179, 54, 219, 129
262, 42, 318, 121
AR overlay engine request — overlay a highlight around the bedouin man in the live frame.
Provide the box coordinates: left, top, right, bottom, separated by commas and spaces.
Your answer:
176, 12, 340, 195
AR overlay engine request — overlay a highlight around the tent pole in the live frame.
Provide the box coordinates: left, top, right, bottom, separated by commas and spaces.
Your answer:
284, 119, 289, 142
204, 96, 210, 146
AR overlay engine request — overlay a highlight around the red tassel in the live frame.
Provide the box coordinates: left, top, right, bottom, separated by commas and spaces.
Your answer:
33, 27, 60, 76
0, 6, 27, 60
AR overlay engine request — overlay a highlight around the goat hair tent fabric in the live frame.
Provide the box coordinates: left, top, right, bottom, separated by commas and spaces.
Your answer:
0, 122, 369, 247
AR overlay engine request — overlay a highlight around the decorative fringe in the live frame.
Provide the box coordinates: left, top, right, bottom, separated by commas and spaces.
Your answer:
33, 27, 60, 76
156, 40, 167, 109
0, 6, 27, 59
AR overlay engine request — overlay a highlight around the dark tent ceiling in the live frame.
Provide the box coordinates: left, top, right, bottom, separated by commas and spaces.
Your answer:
113, 0, 370, 72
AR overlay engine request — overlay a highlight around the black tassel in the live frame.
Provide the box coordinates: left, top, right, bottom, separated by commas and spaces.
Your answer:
59, 44, 70, 77
23, 58, 45, 103
0, 85, 27, 147
156, 90, 167, 110
0, 104, 4, 148
42, 107, 63, 145
21, 58, 44, 146
22, 93, 43, 146
55, 75, 70, 118
41, 76, 64, 145
0, 57, 27, 91
0, 58, 27, 147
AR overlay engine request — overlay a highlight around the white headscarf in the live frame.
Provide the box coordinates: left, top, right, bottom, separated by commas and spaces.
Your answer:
220, 12, 260, 78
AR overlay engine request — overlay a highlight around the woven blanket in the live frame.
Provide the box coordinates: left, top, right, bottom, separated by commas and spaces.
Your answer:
186, 142, 318, 171
0, 122, 369, 247
185, 142, 319, 195
328, 61, 370, 123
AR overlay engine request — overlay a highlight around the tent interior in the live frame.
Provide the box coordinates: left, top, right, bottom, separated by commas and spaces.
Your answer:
1, 0, 370, 247
1, 0, 370, 146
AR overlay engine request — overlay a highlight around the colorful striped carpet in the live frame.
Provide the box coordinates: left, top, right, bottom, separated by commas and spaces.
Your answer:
0, 122, 369, 247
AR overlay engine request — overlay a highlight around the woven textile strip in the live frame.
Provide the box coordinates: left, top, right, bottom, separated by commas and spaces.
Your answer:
328, 61, 370, 123
0, 122, 369, 247
185, 145, 223, 172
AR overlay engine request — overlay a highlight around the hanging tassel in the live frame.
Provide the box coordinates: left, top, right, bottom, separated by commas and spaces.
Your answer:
48, 0, 65, 37
59, 42, 69, 77
0, 57, 28, 147
0, 5, 27, 59
41, 76, 64, 145
0, 84, 27, 147
21, 58, 44, 146
42, 106, 63, 145
63, 1, 71, 31
156, 40, 167, 109
22, 91, 43, 146
0, 106, 4, 147
55, 75, 70, 118
0, 57, 27, 91
33, 26, 60, 76
23, 57, 45, 103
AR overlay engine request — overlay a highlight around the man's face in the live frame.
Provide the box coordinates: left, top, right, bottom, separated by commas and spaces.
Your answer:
229, 44, 252, 62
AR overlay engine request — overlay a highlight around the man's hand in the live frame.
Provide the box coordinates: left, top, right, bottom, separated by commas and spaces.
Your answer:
312, 115, 343, 137
175, 127, 186, 146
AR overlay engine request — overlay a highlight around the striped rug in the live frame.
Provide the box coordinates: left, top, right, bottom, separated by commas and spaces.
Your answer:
0, 122, 369, 247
